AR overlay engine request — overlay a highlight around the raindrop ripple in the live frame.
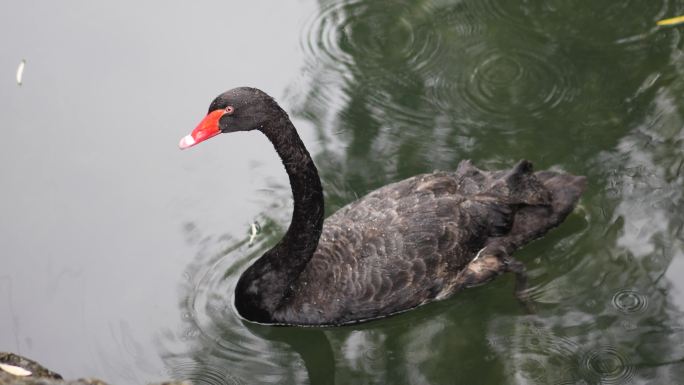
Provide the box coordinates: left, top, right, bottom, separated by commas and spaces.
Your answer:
301, 0, 449, 75
580, 346, 635, 385
611, 289, 648, 314
430, 42, 577, 119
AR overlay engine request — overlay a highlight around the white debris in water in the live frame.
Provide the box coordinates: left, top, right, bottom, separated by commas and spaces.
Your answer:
16, 59, 26, 86
0, 363, 32, 377
248, 221, 261, 247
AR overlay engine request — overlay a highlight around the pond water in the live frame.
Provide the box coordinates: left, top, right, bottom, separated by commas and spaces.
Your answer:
2, 0, 684, 384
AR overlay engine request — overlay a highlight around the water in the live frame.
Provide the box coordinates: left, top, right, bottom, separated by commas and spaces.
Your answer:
2, 0, 684, 384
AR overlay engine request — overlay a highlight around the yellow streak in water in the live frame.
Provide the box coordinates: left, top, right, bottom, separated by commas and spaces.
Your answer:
657, 15, 684, 26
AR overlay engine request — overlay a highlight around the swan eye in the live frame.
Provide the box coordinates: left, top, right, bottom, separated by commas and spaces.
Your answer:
224, 106, 235, 115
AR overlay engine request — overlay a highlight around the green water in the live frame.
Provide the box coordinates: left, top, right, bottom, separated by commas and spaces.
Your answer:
2, 0, 684, 384
175, 1, 684, 384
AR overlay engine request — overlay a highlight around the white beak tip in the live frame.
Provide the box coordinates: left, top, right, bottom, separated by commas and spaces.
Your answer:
179, 135, 196, 150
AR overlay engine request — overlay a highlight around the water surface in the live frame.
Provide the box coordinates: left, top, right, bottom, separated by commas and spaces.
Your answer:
2, 0, 684, 384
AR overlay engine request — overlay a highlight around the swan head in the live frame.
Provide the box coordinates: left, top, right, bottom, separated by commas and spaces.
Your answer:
179, 87, 280, 150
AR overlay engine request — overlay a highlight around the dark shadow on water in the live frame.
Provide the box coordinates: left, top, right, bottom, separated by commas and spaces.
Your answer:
243, 323, 336, 385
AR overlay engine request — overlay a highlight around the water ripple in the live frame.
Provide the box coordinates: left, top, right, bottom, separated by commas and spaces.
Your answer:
524, 0, 670, 46
579, 346, 635, 385
167, 361, 244, 385
611, 289, 648, 314
488, 321, 583, 371
454, 0, 529, 30
429, 41, 577, 119
300, 0, 464, 127
301, 0, 354, 70
467, 48, 575, 116
160, 220, 295, 383
301, 0, 449, 75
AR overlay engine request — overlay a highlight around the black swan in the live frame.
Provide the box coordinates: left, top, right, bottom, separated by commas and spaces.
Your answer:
179, 87, 586, 326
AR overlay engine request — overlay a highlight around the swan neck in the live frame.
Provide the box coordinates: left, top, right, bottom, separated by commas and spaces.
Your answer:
235, 112, 324, 323
266, 117, 324, 252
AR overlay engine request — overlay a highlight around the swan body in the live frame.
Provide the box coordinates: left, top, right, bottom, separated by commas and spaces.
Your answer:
180, 87, 586, 326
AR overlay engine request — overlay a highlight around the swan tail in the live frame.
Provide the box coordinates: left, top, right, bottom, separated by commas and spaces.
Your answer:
505, 162, 586, 247
499, 160, 552, 205
470, 160, 586, 242
485, 159, 585, 210
534, 170, 587, 221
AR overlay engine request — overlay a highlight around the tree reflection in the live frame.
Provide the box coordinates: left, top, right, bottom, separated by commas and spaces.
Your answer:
288, 0, 684, 383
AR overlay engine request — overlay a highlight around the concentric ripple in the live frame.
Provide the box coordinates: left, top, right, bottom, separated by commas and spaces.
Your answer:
300, 0, 590, 127
488, 320, 584, 383
463, 46, 576, 118
158, 218, 299, 384
301, 0, 449, 75
611, 289, 648, 314
579, 346, 635, 385
300, 0, 466, 126
428, 41, 577, 120
167, 361, 244, 385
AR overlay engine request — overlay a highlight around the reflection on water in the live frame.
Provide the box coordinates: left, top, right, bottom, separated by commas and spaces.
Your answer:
148, 0, 684, 383
160, 0, 684, 384
160, 218, 286, 385
2, 0, 683, 383
161, 214, 338, 385
611, 289, 649, 314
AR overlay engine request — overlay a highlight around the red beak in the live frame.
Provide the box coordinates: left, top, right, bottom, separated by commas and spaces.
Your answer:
179, 109, 225, 150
